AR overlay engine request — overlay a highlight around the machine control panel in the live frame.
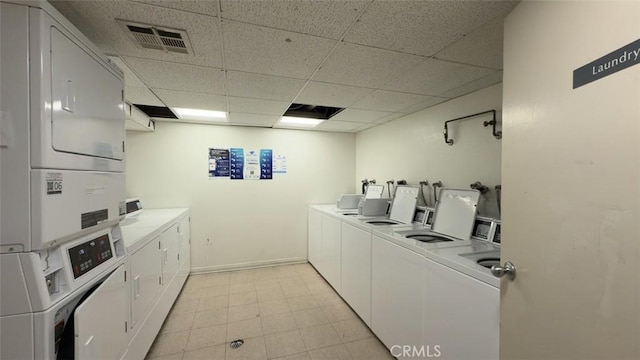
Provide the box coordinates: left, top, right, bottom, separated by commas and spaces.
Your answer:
413, 207, 426, 223
472, 219, 493, 240
126, 198, 142, 215
68, 234, 112, 278
493, 223, 501, 244
424, 208, 435, 227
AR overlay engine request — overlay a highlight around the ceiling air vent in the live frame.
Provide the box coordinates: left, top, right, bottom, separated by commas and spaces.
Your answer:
133, 105, 178, 119
117, 20, 193, 54
283, 103, 345, 119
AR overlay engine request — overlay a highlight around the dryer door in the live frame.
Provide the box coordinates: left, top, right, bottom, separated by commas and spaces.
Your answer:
74, 264, 128, 360
50, 27, 124, 162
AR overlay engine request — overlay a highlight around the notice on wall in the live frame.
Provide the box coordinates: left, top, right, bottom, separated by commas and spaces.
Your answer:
259, 149, 273, 179
230, 148, 244, 179
229, 148, 273, 180
573, 38, 640, 89
273, 154, 287, 174
208, 148, 230, 178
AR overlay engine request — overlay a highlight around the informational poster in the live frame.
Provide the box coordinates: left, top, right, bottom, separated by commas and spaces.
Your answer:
229, 148, 273, 180
230, 148, 244, 180
208, 148, 230, 178
260, 149, 273, 179
244, 150, 261, 180
273, 154, 287, 174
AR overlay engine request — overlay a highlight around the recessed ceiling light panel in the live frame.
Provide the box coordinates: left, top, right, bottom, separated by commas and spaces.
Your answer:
278, 116, 324, 127
173, 108, 228, 122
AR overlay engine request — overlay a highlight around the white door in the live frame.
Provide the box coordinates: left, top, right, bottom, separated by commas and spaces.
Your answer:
74, 264, 128, 360
50, 26, 124, 161
130, 238, 162, 328
178, 215, 191, 275
162, 223, 180, 284
501, 2, 640, 358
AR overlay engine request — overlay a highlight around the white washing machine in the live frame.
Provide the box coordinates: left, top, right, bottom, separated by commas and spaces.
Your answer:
1, 226, 129, 359
353, 185, 421, 228
1, 1, 127, 358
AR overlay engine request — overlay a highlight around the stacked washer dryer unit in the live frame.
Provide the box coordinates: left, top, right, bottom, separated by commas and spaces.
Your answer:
1, 1, 128, 359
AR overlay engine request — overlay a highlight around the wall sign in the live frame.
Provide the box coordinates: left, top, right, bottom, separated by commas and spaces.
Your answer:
273, 154, 287, 174
573, 38, 640, 89
208, 148, 230, 178
228, 148, 273, 180
230, 148, 244, 180
259, 149, 273, 180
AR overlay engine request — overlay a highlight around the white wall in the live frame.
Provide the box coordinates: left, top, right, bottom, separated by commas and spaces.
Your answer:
356, 84, 503, 218
126, 122, 355, 272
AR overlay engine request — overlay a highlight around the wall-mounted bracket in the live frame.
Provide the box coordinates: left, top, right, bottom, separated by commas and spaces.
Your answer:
483, 118, 502, 140
443, 110, 501, 146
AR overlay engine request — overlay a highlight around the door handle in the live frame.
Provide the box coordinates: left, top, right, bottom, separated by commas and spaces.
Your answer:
62, 80, 75, 112
134, 275, 140, 299
491, 261, 516, 281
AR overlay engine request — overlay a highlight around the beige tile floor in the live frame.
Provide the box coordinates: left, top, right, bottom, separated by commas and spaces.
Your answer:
146, 263, 394, 360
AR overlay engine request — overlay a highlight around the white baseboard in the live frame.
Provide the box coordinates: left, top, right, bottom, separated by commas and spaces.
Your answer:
190, 256, 308, 274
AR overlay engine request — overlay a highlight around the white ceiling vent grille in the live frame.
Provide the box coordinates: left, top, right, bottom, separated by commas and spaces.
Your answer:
117, 20, 193, 54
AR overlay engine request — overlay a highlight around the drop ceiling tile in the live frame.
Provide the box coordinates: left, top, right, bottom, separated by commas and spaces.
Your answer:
50, 1, 117, 54
382, 59, 494, 96
294, 82, 373, 108
52, 1, 222, 67
330, 109, 394, 124
223, 20, 336, 79
314, 120, 362, 132
372, 112, 405, 124
438, 71, 503, 99
312, 43, 425, 88
228, 97, 290, 116
396, 97, 450, 115
344, 0, 518, 56
132, 0, 219, 16
228, 113, 280, 127
351, 90, 431, 113
125, 86, 164, 106
108, 56, 146, 87
220, 0, 369, 39
434, 15, 506, 70
226, 71, 306, 102
123, 57, 225, 94
153, 89, 228, 111
352, 122, 379, 132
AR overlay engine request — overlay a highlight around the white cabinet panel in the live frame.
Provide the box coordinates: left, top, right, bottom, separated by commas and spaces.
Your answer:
321, 214, 342, 293
341, 222, 372, 325
371, 235, 424, 355
424, 258, 499, 360
74, 264, 128, 360
308, 208, 322, 269
130, 238, 162, 328
50, 27, 124, 161
177, 216, 191, 275
161, 224, 180, 284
